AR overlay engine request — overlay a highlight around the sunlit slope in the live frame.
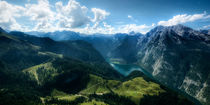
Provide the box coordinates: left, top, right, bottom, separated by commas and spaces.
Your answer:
80, 74, 164, 104
31, 71, 193, 105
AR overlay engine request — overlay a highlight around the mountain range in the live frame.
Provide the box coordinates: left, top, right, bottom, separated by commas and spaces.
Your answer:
0, 25, 209, 105
25, 24, 210, 105
109, 25, 210, 105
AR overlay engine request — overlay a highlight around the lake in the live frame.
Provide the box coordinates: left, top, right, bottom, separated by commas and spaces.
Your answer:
109, 62, 153, 78
109, 62, 202, 105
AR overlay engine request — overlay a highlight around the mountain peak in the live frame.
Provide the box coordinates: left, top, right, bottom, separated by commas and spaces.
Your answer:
158, 24, 192, 32
145, 24, 210, 43
171, 24, 186, 28
168, 24, 192, 32
147, 24, 198, 37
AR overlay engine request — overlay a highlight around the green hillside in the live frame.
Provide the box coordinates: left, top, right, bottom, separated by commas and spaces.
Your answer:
39, 73, 194, 105
80, 74, 165, 104
0, 30, 195, 105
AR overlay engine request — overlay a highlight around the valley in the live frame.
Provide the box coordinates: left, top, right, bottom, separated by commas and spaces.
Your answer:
0, 0, 210, 104
33, 24, 210, 105
0, 26, 198, 105
109, 60, 202, 105
107, 25, 210, 105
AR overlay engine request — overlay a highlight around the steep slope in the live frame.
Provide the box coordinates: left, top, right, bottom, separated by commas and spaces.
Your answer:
23, 58, 122, 87
9, 31, 104, 62
0, 31, 52, 82
81, 33, 128, 57
0, 30, 123, 81
0, 27, 6, 33
9, 31, 122, 79
136, 25, 210, 105
0, 29, 123, 105
0, 30, 56, 105
108, 34, 143, 64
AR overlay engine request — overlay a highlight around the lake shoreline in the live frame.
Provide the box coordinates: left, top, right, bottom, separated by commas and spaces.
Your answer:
108, 60, 202, 105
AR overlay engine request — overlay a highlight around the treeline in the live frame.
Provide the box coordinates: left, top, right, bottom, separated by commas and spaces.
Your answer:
45, 96, 86, 105
139, 92, 194, 105
89, 93, 136, 105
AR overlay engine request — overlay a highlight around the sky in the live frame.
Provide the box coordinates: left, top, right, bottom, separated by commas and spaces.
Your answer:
0, 0, 210, 34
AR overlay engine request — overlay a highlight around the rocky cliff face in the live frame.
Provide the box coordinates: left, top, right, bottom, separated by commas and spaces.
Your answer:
136, 25, 210, 105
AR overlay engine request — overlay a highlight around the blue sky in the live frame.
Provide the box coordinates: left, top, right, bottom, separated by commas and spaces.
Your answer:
1, 0, 210, 34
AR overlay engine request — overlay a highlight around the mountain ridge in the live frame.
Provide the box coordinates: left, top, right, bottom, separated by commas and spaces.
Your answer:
0, 26, 197, 105
118, 24, 210, 105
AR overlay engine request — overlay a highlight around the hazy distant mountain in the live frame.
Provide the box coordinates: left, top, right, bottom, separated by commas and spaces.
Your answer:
26, 30, 132, 57
26, 31, 87, 41
10, 31, 102, 62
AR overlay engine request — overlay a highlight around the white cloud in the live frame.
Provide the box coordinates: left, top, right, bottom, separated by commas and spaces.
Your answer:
82, 22, 114, 34
91, 8, 110, 23
128, 15, 133, 19
55, 0, 90, 28
127, 15, 139, 23
0, 0, 152, 34
23, 0, 110, 32
2, 0, 210, 35
25, 0, 54, 21
74, 23, 155, 35
25, 0, 55, 31
90, 8, 110, 29
0, 1, 25, 30
158, 12, 210, 26
203, 25, 210, 29
103, 22, 115, 33
72, 22, 112, 34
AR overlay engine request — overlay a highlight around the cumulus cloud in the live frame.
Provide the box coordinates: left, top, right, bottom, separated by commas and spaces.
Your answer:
0, 0, 151, 34
75, 23, 155, 35
203, 25, 210, 29
3, 0, 210, 34
128, 15, 133, 19
0, 1, 25, 30
90, 8, 110, 29
158, 12, 210, 26
55, 0, 90, 28
25, 0, 54, 21
25, 0, 55, 31
91, 8, 110, 22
